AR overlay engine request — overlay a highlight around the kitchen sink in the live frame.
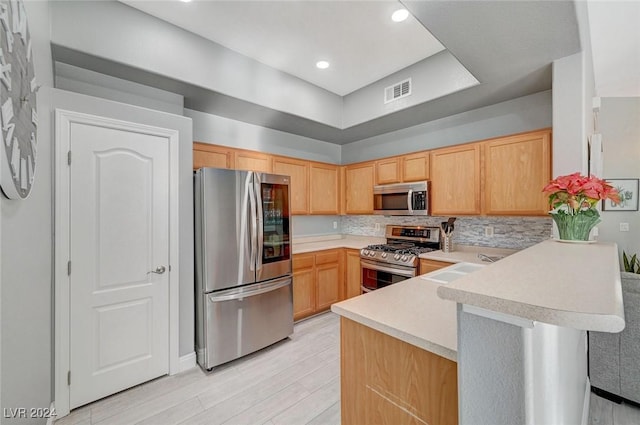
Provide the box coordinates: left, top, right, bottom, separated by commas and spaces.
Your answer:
420, 262, 485, 284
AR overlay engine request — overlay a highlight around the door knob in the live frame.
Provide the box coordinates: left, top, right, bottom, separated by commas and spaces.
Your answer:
149, 265, 166, 274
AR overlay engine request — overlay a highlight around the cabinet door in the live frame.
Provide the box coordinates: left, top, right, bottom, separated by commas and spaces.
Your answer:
315, 249, 341, 312
345, 163, 375, 214
272, 156, 309, 215
345, 249, 362, 299
309, 163, 339, 214
193, 142, 232, 170
402, 152, 429, 182
419, 259, 453, 274
292, 254, 315, 321
316, 262, 341, 312
430, 144, 481, 215
375, 158, 401, 185
234, 150, 272, 173
484, 130, 551, 216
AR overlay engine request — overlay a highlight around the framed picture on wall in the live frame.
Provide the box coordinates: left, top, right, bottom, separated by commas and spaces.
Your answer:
603, 179, 639, 211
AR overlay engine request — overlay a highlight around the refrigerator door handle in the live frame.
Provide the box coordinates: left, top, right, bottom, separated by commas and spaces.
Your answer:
255, 174, 264, 271
208, 277, 291, 302
248, 172, 257, 272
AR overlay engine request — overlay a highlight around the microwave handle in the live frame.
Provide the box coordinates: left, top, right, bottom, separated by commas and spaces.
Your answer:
407, 189, 414, 214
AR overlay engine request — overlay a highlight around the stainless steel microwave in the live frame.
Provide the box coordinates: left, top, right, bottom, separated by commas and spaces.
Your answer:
373, 181, 429, 215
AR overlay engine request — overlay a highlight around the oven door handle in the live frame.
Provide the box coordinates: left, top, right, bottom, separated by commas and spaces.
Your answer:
360, 259, 416, 278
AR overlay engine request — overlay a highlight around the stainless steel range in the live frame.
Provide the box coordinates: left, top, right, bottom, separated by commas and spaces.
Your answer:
361, 225, 440, 293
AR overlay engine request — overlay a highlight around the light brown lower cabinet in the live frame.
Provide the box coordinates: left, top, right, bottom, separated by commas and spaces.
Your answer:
292, 249, 343, 321
341, 317, 458, 425
344, 249, 362, 299
420, 258, 454, 274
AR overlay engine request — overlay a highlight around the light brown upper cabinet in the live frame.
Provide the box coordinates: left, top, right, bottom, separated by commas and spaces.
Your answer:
309, 163, 340, 215
430, 143, 481, 215
345, 162, 375, 214
402, 151, 430, 182
272, 156, 309, 215
234, 149, 272, 173
484, 129, 551, 216
193, 142, 232, 170
375, 157, 401, 185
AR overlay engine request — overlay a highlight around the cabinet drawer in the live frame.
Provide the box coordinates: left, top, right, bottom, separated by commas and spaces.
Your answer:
293, 254, 314, 270
420, 259, 453, 274
315, 250, 340, 265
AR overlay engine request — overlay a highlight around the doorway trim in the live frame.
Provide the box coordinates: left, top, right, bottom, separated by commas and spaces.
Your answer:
54, 109, 180, 417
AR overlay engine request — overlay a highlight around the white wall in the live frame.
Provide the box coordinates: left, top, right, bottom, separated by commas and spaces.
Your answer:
597, 98, 640, 263
1, 1, 54, 422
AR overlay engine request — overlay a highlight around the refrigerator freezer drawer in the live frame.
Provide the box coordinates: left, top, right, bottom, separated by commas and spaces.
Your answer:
197, 276, 294, 370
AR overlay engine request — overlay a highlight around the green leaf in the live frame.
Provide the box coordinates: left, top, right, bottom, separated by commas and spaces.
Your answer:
633, 254, 638, 273
624, 251, 631, 272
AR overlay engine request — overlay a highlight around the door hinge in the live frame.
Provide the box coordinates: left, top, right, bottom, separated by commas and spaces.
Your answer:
67, 261, 71, 276
67, 150, 72, 166
67, 370, 71, 386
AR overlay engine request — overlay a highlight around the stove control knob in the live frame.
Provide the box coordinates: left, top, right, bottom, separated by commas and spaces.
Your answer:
401, 255, 409, 262
362, 250, 369, 256
381, 252, 387, 258
369, 251, 376, 257
394, 254, 401, 260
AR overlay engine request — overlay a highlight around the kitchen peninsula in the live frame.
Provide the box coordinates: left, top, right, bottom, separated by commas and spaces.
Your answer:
331, 240, 624, 425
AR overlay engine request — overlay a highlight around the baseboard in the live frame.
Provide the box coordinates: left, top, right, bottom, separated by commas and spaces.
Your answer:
179, 352, 197, 372
46, 401, 56, 425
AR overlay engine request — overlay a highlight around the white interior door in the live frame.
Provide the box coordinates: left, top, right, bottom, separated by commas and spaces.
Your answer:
69, 122, 170, 408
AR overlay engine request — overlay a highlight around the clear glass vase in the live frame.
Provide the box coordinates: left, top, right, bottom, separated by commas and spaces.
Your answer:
551, 210, 601, 241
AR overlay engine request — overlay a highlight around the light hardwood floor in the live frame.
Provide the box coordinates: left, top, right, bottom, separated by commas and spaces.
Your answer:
55, 311, 639, 425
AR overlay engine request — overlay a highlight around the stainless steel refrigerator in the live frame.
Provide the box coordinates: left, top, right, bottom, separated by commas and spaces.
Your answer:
194, 167, 293, 370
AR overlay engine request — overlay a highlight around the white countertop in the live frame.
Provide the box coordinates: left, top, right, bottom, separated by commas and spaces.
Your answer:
437, 240, 625, 333
331, 269, 462, 362
420, 244, 519, 264
292, 235, 384, 254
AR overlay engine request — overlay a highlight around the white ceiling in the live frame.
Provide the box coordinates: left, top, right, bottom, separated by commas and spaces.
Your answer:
120, 0, 445, 96
587, 1, 640, 97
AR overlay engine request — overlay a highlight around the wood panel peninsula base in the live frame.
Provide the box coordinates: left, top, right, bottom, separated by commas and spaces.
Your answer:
340, 317, 458, 425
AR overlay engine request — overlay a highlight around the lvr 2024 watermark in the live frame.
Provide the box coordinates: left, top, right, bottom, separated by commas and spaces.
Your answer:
3, 407, 57, 419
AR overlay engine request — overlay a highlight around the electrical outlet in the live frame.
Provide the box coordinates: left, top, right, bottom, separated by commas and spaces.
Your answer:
333, 221, 338, 229
374, 223, 381, 231
484, 226, 494, 237
620, 222, 630, 232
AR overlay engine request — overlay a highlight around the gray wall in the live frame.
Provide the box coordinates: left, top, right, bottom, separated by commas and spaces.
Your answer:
457, 306, 525, 425
292, 216, 342, 238
342, 50, 479, 128
187, 109, 341, 164
598, 98, 640, 263
55, 62, 185, 115
51, 89, 195, 359
1, 2, 54, 423
49, 0, 343, 128
341, 90, 552, 164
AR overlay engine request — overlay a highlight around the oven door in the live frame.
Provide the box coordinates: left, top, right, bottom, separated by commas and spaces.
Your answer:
361, 258, 416, 293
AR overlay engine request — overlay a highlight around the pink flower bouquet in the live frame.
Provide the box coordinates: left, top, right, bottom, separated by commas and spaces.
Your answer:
542, 173, 620, 240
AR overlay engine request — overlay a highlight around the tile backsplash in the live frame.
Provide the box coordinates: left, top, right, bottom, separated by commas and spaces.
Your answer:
341, 215, 552, 250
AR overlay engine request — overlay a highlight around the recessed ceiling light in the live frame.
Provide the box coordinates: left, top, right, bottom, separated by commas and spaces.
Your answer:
391, 9, 409, 22
180, 0, 192, 3
316, 60, 330, 70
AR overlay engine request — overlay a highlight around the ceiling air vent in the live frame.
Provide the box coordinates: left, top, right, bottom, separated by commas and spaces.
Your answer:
384, 78, 412, 104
